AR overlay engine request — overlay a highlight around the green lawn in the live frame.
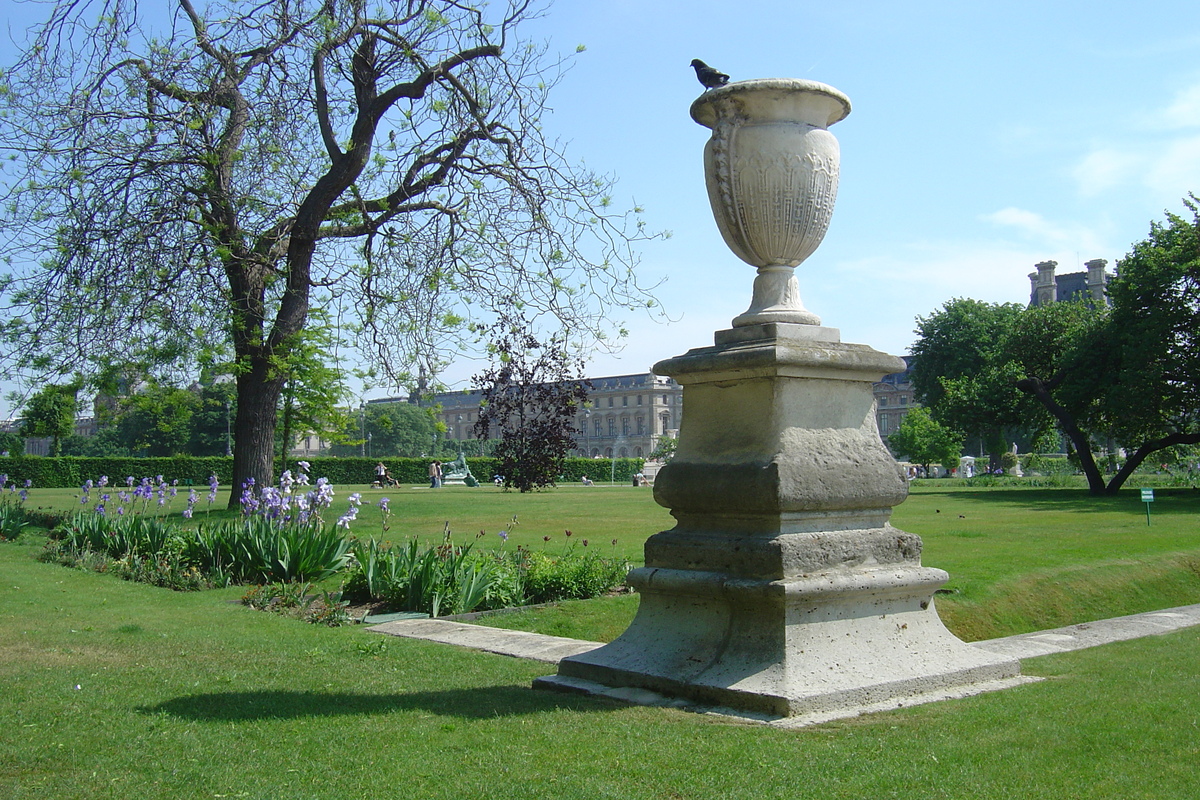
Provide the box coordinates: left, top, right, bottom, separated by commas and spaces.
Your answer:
25, 483, 674, 565
24, 481, 1200, 641
899, 485, 1200, 639
3, 521, 1200, 799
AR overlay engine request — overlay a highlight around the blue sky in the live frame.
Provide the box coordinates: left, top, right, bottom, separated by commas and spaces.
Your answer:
3, 1, 1199, 406
461, 0, 1200, 393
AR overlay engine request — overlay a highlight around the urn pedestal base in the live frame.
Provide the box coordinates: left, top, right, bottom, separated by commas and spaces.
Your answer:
534, 324, 1025, 721
535, 555, 1022, 720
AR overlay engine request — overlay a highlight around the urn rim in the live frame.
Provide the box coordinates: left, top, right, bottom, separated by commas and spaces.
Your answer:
690, 78, 852, 130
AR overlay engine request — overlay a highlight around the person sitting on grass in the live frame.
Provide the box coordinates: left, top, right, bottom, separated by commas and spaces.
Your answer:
581, 475, 594, 486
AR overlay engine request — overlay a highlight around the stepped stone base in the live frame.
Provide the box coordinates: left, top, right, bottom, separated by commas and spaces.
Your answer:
535, 324, 1025, 720
536, 556, 1020, 719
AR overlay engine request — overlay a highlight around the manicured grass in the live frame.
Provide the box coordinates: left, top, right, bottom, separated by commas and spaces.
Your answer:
472, 484, 1200, 642
3, 535, 1200, 799
899, 486, 1200, 639
24, 482, 1200, 640
26, 483, 672, 565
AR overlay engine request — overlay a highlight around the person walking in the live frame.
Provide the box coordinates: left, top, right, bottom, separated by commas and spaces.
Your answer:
428, 460, 442, 488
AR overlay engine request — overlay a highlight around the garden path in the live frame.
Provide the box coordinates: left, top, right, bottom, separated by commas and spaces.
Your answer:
368, 602, 1200, 664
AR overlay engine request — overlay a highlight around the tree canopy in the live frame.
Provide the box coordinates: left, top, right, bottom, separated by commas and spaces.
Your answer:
0, 0, 659, 502
329, 400, 441, 459
910, 298, 1049, 464
909, 196, 1200, 494
115, 383, 200, 457
18, 383, 78, 456
886, 407, 963, 475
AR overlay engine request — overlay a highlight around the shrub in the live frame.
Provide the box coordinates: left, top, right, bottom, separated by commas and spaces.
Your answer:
0, 472, 32, 540
241, 582, 350, 626
522, 547, 631, 604
0, 456, 234, 489
51, 513, 178, 559
182, 518, 352, 584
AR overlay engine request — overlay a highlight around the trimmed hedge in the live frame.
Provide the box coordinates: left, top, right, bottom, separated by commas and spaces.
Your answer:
0, 455, 646, 489
0, 457, 234, 489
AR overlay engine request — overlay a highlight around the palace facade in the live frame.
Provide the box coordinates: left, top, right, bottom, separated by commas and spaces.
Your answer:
369, 371, 684, 459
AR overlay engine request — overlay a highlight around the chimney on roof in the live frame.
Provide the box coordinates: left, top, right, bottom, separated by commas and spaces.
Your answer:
1084, 258, 1108, 304
1030, 260, 1058, 306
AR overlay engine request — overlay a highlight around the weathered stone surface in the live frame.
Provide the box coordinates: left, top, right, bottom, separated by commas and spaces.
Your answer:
537, 78, 1022, 720
652, 329, 908, 521
540, 325, 1021, 719
690, 79, 851, 328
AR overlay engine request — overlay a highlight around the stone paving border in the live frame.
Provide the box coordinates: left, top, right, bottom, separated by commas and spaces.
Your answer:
973, 603, 1200, 659
366, 603, 1200, 726
368, 602, 1200, 664
366, 617, 602, 663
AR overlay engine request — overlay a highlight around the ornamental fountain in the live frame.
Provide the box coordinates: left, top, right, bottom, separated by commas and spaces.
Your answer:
535, 78, 1028, 722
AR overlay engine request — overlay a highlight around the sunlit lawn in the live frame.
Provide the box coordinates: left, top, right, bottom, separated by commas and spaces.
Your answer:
4, 501, 1200, 798
24, 480, 1200, 640
27, 482, 673, 563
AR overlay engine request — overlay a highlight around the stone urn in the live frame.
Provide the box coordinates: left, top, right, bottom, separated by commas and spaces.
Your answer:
690, 79, 851, 327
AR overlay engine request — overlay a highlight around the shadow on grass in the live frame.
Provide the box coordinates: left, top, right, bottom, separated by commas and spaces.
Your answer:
137, 683, 616, 722
911, 486, 1200, 514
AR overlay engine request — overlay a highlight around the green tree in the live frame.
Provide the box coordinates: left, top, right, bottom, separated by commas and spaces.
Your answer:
274, 316, 352, 473
886, 407, 963, 475
1014, 197, 1200, 494
61, 427, 131, 458
0, 1, 660, 506
372, 402, 441, 458
1004, 300, 1111, 489
189, 381, 238, 457
0, 431, 24, 457
329, 401, 440, 458
116, 384, 200, 457
911, 298, 1051, 464
19, 384, 78, 456
648, 434, 678, 462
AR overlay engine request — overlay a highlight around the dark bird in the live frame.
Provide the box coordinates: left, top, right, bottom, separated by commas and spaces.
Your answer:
690, 59, 729, 90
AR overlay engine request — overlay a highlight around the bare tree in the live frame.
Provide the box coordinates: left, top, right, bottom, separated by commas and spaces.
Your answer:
0, 0, 659, 502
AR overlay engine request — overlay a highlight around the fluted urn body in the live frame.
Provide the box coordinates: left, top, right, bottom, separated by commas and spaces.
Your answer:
691, 79, 851, 327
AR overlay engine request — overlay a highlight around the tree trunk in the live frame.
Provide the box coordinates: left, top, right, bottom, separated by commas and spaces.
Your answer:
1102, 431, 1200, 495
229, 357, 285, 508
1015, 377, 1107, 494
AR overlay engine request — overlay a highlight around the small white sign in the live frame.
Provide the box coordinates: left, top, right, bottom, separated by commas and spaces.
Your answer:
1141, 488, 1155, 502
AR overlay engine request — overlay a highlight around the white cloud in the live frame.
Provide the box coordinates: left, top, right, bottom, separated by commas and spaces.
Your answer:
1072, 79, 1200, 201
1072, 148, 1144, 197
1145, 135, 1200, 198
1159, 83, 1200, 130
981, 207, 1109, 254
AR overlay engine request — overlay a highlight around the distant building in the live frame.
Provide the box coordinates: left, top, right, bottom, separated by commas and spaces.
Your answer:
370, 371, 684, 459
1029, 258, 1111, 307
873, 356, 916, 442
